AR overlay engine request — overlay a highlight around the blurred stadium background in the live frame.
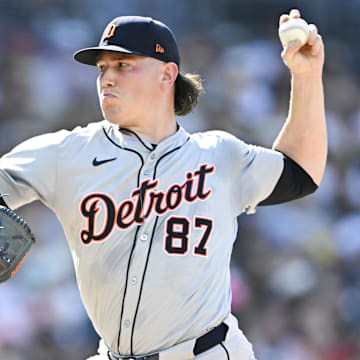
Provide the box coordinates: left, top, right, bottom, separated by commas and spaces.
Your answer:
1, 0, 360, 359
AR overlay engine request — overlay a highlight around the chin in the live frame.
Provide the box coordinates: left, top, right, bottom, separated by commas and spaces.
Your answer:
102, 108, 124, 125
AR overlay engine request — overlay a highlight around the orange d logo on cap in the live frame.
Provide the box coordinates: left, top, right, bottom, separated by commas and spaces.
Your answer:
103, 24, 117, 41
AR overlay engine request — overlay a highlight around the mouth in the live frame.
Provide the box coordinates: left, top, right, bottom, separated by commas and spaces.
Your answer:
101, 89, 118, 100
102, 92, 118, 99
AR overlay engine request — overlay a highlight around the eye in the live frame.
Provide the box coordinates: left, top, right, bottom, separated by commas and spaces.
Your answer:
97, 63, 106, 72
118, 61, 129, 68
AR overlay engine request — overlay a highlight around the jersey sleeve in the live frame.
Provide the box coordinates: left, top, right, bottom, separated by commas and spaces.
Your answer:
220, 133, 284, 215
0, 130, 69, 210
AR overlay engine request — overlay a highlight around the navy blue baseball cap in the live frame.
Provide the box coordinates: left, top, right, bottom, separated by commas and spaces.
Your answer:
73, 16, 180, 68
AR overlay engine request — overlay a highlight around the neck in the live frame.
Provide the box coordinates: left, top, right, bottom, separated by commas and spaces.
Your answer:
140, 115, 177, 144
120, 113, 177, 144
113, 98, 178, 144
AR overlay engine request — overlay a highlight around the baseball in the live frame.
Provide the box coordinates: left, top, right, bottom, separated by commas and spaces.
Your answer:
278, 17, 309, 47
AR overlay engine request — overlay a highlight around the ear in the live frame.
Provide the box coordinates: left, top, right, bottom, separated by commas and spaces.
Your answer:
160, 62, 179, 88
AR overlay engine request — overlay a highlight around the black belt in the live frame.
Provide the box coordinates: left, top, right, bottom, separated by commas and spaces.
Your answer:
107, 354, 159, 360
108, 322, 229, 360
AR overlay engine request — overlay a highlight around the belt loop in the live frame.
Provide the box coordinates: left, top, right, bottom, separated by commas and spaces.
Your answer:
193, 322, 229, 355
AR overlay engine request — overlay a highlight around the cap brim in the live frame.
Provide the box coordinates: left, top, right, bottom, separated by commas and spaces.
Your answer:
73, 45, 148, 66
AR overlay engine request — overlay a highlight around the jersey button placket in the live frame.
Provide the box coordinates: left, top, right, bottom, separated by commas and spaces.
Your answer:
139, 152, 156, 182
124, 319, 131, 328
119, 152, 157, 353
119, 228, 152, 352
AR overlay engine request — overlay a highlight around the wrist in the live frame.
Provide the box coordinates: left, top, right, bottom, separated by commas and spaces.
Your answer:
291, 70, 323, 82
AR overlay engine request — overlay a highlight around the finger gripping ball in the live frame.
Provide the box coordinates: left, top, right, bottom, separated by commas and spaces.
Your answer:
278, 18, 309, 47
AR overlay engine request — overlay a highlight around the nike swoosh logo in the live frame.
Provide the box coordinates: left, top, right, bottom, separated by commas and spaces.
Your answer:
92, 157, 117, 166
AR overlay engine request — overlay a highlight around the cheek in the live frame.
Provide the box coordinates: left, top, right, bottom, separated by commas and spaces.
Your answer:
132, 77, 160, 103
135, 85, 156, 102
122, 86, 153, 112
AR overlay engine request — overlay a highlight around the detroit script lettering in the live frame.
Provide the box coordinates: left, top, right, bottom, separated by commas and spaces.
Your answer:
79, 164, 215, 244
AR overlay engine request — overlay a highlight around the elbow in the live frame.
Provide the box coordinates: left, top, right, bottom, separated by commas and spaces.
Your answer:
310, 161, 327, 187
302, 179, 318, 197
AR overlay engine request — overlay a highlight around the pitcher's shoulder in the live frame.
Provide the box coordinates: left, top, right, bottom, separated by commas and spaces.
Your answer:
68, 120, 111, 137
189, 130, 245, 149
15, 120, 113, 153
56, 120, 110, 145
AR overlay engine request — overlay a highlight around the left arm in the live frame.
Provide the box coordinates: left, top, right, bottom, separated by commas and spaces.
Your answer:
273, 9, 327, 186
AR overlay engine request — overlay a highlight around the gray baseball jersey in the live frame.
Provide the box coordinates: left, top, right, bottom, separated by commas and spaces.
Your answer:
0, 120, 283, 356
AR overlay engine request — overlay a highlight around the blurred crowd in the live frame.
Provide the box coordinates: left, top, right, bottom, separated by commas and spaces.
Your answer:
1, 0, 360, 359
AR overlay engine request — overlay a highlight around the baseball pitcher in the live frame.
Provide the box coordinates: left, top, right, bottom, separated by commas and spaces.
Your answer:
0, 9, 326, 360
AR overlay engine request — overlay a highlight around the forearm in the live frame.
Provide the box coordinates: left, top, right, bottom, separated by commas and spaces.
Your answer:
273, 73, 327, 185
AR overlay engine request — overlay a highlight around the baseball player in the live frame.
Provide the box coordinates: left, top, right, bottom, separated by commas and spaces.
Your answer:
0, 9, 326, 360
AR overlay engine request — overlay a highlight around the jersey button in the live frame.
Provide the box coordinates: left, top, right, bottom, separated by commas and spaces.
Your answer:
144, 170, 152, 176
150, 153, 156, 160
124, 320, 131, 328
131, 276, 137, 285
140, 234, 148, 241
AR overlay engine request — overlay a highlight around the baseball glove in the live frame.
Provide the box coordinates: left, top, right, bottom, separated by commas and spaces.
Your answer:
0, 205, 35, 283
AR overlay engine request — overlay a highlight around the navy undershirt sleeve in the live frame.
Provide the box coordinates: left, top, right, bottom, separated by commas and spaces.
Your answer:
259, 154, 318, 206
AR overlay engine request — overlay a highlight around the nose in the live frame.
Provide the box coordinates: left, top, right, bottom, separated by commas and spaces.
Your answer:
99, 69, 116, 88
